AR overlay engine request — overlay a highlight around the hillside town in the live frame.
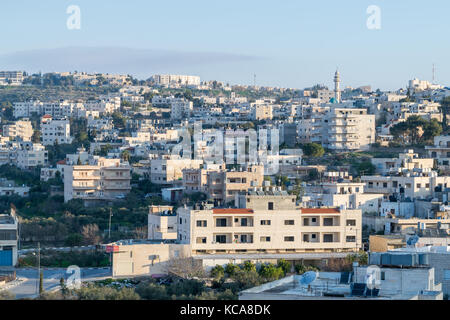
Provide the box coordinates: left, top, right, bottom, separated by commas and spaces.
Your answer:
0, 69, 449, 301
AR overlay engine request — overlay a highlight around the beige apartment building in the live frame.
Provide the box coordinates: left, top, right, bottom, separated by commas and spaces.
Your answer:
183, 164, 265, 204
64, 157, 131, 203
310, 107, 375, 151
150, 157, 203, 185
3, 119, 33, 141
177, 192, 362, 255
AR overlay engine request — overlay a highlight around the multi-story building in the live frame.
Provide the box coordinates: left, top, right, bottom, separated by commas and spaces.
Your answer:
170, 98, 193, 120
361, 171, 450, 200
426, 135, 450, 173
41, 115, 73, 145
64, 157, 131, 203
13, 101, 44, 118
150, 157, 203, 185
321, 107, 375, 151
152, 74, 200, 86
177, 191, 362, 255
148, 205, 177, 240
0, 206, 19, 267
3, 119, 33, 141
252, 104, 273, 121
305, 182, 383, 214
0, 71, 24, 86
0, 178, 30, 197
183, 164, 265, 204
372, 149, 434, 175
15, 141, 48, 169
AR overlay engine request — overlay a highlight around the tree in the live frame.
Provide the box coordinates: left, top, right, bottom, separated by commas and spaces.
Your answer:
302, 143, 325, 157
65, 233, 83, 246
210, 265, 225, 279
121, 150, 131, 162
225, 263, 240, 276
390, 115, 442, 145
356, 161, 376, 176
81, 224, 102, 245
258, 264, 284, 280
31, 130, 41, 143
242, 261, 256, 272
277, 259, 292, 275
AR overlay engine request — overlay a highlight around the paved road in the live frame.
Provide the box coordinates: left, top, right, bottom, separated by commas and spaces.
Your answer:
3, 267, 111, 299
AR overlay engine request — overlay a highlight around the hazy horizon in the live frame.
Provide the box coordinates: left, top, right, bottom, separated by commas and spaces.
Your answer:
1, 0, 449, 90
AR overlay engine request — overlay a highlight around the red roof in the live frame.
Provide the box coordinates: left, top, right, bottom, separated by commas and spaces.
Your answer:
301, 208, 340, 214
57, 160, 66, 165
212, 209, 254, 214
42, 114, 52, 118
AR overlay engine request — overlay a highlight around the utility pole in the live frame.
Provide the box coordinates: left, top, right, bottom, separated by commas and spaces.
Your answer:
36, 242, 41, 295
108, 208, 113, 239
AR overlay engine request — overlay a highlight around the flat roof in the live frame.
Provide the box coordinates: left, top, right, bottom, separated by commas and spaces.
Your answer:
212, 208, 254, 214
193, 252, 350, 260
301, 208, 340, 214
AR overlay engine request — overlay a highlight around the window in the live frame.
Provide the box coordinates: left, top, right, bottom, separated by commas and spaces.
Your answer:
196, 220, 207, 227
323, 234, 333, 242
417, 183, 421, 188
216, 218, 227, 227
196, 237, 207, 244
260, 236, 271, 242
284, 220, 295, 225
346, 219, 356, 226
323, 218, 333, 226
268, 202, 274, 210
383, 183, 387, 188
381, 272, 386, 281
284, 236, 295, 242
260, 220, 271, 225
346, 236, 356, 242
215, 235, 227, 243
311, 218, 317, 223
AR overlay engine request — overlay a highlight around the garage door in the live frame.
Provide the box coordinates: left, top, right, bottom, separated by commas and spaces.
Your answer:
0, 250, 12, 266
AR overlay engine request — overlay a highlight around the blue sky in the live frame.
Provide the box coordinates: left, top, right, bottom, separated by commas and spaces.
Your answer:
0, 0, 449, 90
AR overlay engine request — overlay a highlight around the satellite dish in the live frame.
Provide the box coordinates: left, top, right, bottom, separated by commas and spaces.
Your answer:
299, 271, 317, 286
407, 235, 419, 246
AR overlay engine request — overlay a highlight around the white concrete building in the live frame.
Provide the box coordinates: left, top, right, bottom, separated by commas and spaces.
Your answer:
41, 115, 73, 145
15, 141, 48, 169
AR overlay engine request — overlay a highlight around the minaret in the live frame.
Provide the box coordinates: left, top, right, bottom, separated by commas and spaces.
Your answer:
334, 69, 341, 103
